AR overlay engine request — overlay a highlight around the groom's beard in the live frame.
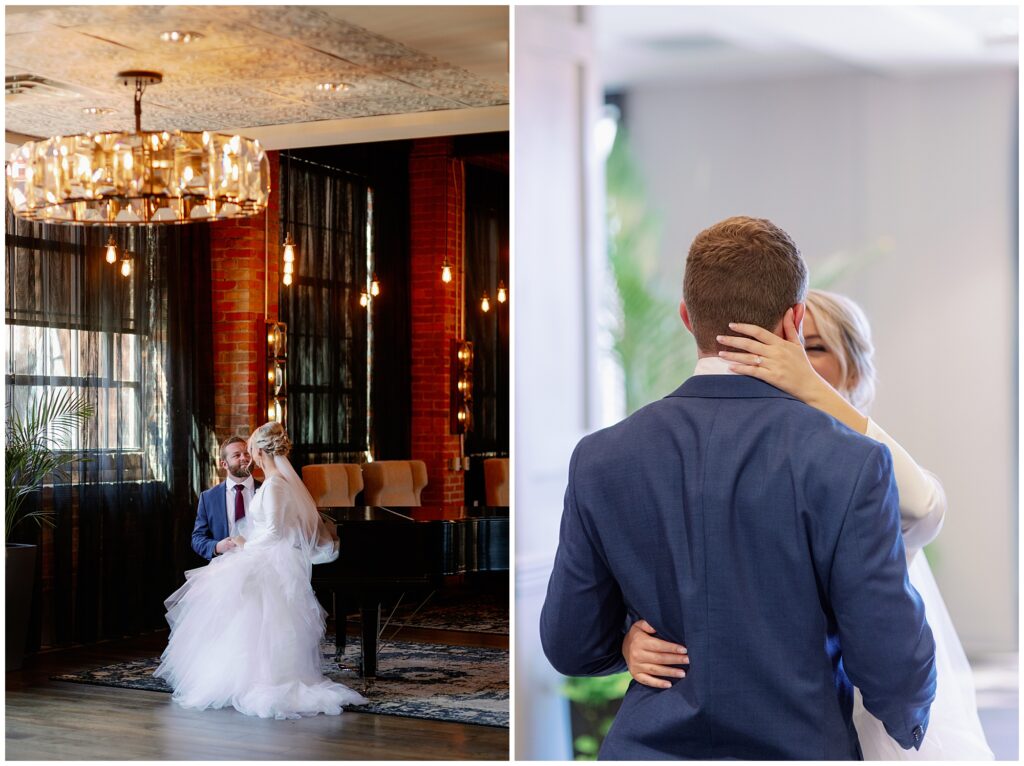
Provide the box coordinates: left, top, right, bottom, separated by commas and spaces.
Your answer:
228, 464, 252, 480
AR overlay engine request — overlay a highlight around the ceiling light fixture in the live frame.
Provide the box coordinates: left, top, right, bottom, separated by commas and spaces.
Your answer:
6, 70, 270, 225
314, 82, 351, 93
160, 31, 202, 44
82, 107, 116, 116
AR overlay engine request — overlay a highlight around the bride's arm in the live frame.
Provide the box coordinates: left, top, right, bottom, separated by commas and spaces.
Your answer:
861, 420, 946, 553
719, 318, 945, 554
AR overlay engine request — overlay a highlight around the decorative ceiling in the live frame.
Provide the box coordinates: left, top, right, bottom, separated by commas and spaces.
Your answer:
5, 5, 509, 141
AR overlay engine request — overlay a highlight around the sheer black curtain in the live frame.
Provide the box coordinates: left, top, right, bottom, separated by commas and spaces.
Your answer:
5, 209, 216, 648
464, 164, 510, 458
279, 154, 369, 470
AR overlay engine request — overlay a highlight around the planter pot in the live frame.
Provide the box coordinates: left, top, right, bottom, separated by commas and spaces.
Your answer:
6, 544, 37, 671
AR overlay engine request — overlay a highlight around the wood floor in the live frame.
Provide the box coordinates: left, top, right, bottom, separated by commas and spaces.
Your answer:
6, 625, 509, 760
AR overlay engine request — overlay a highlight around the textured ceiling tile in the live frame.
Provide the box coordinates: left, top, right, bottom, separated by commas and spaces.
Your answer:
5, 5, 508, 135
358, 94, 464, 118
5, 100, 178, 139
6, 28, 135, 84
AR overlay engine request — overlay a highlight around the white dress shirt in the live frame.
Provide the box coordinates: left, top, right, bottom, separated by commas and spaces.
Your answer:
692, 356, 739, 376
224, 476, 256, 538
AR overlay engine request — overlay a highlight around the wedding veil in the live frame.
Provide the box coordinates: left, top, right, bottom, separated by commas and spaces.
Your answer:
273, 454, 340, 566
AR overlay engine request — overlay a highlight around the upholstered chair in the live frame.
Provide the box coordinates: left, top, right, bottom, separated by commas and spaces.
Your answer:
301, 463, 364, 507
361, 460, 428, 506
484, 457, 510, 506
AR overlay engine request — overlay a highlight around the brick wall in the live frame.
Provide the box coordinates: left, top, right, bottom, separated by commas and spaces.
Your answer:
209, 151, 280, 449
409, 138, 465, 507
208, 143, 469, 507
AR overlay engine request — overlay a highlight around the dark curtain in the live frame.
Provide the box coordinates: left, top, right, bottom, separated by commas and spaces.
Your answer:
279, 154, 370, 470
464, 164, 510, 458
287, 142, 412, 462
5, 209, 216, 648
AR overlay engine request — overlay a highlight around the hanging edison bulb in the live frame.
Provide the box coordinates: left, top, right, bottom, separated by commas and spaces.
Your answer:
105, 235, 118, 264
481, 292, 491, 313
120, 255, 132, 277
497, 280, 507, 304
441, 256, 452, 284
359, 288, 369, 308
282, 232, 296, 286
370, 272, 381, 297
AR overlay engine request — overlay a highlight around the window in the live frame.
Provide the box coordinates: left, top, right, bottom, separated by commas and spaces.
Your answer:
279, 154, 370, 467
6, 211, 144, 458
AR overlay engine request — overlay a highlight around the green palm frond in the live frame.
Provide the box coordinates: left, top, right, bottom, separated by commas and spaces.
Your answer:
606, 128, 697, 413
6, 391, 94, 542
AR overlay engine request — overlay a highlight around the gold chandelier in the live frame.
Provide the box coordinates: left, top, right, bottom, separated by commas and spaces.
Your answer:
5, 71, 270, 225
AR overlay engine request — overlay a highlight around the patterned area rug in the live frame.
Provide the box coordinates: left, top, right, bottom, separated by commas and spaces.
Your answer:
53, 636, 508, 728
353, 592, 509, 635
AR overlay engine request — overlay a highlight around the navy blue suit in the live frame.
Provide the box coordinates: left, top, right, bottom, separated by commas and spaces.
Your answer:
191, 480, 260, 561
541, 375, 935, 760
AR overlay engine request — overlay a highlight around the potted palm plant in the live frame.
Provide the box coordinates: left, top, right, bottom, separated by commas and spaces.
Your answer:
6, 390, 93, 670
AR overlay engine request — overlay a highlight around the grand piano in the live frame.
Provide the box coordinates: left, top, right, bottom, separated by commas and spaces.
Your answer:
312, 505, 509, 678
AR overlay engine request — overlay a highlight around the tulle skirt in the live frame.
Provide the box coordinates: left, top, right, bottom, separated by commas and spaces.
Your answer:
853, 551, 993, 759
154, 541, 368, 719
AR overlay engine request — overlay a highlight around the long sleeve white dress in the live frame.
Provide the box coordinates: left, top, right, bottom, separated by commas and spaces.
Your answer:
154, 468, 368, 719
852, 420, 993, 759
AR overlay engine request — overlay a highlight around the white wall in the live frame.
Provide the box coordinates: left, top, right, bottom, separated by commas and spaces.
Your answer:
514, 5, 606, 759
626, 69, 1017, 653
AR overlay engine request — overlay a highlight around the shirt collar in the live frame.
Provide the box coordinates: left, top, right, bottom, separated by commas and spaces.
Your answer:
226, 475, 254, 491
692, 356, 739, 376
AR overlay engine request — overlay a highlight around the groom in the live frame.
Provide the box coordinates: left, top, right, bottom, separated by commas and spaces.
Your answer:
191, 436, 260, 560
540, 216, 936, 759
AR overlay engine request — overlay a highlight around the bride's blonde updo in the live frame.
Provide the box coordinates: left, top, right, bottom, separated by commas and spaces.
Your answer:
251, 421, 292, 457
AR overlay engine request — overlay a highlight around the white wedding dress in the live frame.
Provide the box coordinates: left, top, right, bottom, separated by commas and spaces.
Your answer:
852, 421, 993, 759
154, 460, 368, 719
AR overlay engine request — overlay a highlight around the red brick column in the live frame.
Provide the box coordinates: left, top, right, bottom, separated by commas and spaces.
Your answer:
409, 138, 465, 507
209, 151, 280, 446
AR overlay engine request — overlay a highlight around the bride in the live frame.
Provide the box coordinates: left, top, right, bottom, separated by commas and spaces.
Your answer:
621, 289, 993, 759
154, 421, 368, 719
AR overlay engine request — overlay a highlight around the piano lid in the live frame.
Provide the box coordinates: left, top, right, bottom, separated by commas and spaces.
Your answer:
322, 505, 509, 523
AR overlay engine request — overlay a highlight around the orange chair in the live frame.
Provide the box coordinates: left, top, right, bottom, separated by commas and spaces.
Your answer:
484, 458, 510, 507
302, 463, 364, 507
361, 460, 428, 506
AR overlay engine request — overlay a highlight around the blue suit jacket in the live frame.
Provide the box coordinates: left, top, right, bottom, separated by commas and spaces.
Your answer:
540, 376, 936, 760
191, 480, 260, 561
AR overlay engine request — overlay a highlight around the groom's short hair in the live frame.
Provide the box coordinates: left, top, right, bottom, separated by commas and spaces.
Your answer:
683, 216, 807, 352
219, 436, 247, 462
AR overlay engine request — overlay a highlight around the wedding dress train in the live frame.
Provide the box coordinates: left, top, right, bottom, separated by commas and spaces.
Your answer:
154, 466, 367, 719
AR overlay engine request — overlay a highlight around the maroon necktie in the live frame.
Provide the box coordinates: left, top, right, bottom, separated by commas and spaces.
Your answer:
233, 484, 245, 522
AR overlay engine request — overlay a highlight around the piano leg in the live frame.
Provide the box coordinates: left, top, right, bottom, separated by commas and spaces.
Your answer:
335, 595, 347, 661
360, 601, 380, 679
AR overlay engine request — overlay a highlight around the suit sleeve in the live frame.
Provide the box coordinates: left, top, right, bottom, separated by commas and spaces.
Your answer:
540, 440, 628, 677
191, 492, 218, 560
828, 444, 937, 750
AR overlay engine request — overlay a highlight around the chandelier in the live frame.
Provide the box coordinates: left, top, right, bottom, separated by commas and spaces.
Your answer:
5, 70, 270, 225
